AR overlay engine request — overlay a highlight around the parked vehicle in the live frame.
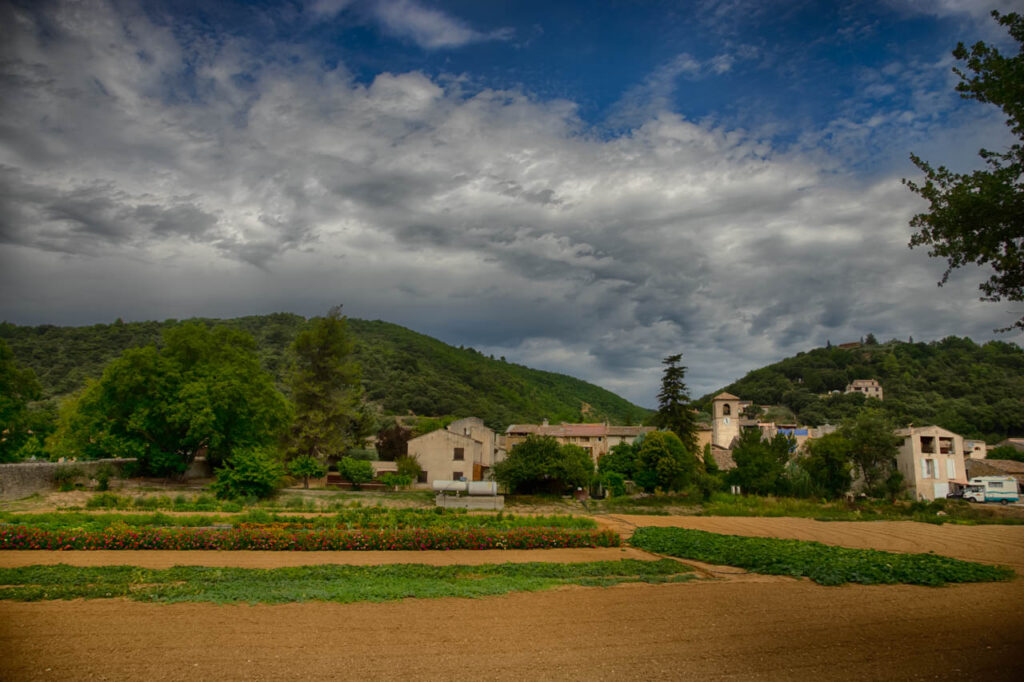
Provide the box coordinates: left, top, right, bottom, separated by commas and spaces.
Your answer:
962, 476, 1020, 505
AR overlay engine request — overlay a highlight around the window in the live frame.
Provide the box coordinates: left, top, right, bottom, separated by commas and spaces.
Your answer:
922, 459, 936, 479
452, 471, 464, 480
723, 404, 731, 416
946, 459, 956, 479
990, 481, 1004, 489
417, 471, 428, 484
453, 447, 464, 461
579, 437, 589, 442
920, 436, 936, 454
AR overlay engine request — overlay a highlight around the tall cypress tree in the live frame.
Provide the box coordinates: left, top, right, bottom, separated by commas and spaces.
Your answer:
285, 306, 372, 461
654, 353, 698, 454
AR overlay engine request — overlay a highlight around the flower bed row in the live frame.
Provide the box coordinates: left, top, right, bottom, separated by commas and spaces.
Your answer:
0, 525, 620, 551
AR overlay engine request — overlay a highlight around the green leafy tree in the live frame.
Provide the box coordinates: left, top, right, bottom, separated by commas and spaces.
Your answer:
653, 354, 698, 454
286, 307, 373, 462
839, 410, 902, 493
0, 339, 44, 462
987, 444, 1024, 462
396, 455, 423, 480
729, 430, 793, 496
597, 442, 639, 478
801, 432, 854, 499
288, 455, 327, 489
55, 324, 290, 476
338, 456, 375, 489
634, 431, 696, 493
904, 11, 1024, 331
211, 446, 286, 500
492, 435, 594, 494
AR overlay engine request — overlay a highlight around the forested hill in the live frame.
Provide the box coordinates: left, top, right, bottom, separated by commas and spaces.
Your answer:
0, 314, 651, 430
697, 337, 1024, 442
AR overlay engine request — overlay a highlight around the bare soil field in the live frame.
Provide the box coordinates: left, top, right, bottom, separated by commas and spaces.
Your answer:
598, 515, 1024, 569
2, 579, 1022, 681
2, 517, 1023, 681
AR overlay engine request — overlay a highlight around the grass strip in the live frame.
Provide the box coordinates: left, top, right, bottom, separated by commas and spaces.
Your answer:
0, 559, 694, 603
629, 527, 1015, 586
0, 525, 620, 551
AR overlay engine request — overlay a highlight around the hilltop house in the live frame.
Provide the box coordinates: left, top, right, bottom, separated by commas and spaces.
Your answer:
503, 421, 655, 464
893, 425, 969, 500
406, 417, 504, 487
845, 379, 883, 400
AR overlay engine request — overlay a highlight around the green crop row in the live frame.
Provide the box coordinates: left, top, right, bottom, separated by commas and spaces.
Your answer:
0, 559, 694, 603
629, 527, 1015, 586
1, 508, 595, 532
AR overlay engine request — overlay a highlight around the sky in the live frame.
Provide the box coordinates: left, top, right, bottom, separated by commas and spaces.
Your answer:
1, 0, 1022, 408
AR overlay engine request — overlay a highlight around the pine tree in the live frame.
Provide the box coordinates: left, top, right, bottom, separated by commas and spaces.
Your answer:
285, 306, 372, 462
653, 354, 698, 454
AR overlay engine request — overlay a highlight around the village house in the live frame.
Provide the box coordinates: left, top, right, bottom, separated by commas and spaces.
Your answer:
503, 420, 655, 464
963, 439, 988, 460
845, 379, 883, 400
406, 417, 504, 487
893, 425, 969, 500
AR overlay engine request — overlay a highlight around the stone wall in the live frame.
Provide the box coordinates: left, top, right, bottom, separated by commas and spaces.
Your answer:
0, 459, 135, 501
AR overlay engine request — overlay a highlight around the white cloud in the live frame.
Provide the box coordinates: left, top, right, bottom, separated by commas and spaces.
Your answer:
370, 0, 513, 49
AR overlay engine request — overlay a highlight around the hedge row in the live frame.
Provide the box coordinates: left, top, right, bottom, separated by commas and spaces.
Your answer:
0, 525, 620, 551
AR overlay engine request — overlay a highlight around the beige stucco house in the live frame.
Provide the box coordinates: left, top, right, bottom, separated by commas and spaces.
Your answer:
894, 425, 969, 500
845, 379, 883, 400
503, 421, 655, 464
406, 417, 504, 487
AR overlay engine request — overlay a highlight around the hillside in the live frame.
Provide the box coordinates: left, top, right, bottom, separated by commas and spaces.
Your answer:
0, 314, 651, 430
697, 337, 1024, 442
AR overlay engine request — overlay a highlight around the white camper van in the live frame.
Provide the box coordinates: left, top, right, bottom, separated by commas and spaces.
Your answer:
962, 476, 1020, 505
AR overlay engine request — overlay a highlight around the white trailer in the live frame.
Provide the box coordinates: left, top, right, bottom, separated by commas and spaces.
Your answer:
963, 476, 1020, 505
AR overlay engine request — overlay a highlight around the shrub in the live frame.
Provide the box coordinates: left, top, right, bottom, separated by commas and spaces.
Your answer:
52, 465, 81, 492
396, 455, 422, 480
338, 456, 374, 490
211, 447, 286, 500
602, 471, 627, 498
94, 463, 115, 492
380, 473, 414, 491
287, 455, 327, 489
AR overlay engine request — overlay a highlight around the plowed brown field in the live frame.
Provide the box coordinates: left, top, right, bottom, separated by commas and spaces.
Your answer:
2, 517, 1022, 681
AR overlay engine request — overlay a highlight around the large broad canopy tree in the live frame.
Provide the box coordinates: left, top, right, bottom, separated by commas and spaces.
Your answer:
653, 353, 698, 454
285, 306, 373, 463
904, 11, 1024, 331
634, 431, 695, 493
55, 323, 290, 476
493, 435, 594, 494
839, 409, 902, 493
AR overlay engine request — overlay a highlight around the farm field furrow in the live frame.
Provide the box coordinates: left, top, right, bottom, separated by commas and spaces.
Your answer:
2, 578, 1022, 681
